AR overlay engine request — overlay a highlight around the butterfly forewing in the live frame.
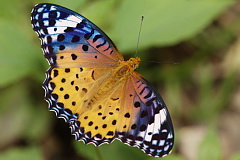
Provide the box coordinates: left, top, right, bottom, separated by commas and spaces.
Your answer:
31, 3, 174, 157
31, 3, 124, 67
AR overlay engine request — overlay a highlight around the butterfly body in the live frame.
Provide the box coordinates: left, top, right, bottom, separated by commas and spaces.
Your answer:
31, 3, 174, 157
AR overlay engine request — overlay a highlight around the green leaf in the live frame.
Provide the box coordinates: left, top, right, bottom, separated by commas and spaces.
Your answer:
0, 81, 50, 146
148, 153, 184, 160
23, 101, 52, 142
0, 82, 32, 147
230, 152, 240, 160
74, 142, 98, 160
49, 0, 87, 10
78, 0, 117, 27
110, 0, 234, 52
0, 146, 43, 160
198, 127, 221, 160
0, 20, 42, 86
75, 140, 149, 160
0, 0, 26, 21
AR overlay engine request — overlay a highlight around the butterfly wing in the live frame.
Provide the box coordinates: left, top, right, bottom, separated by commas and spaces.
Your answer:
31, 3, 124, 140
70, 78, 126, 145
68, 71, 174, 157
115, 72, 174, 157
31, 3, 124, 68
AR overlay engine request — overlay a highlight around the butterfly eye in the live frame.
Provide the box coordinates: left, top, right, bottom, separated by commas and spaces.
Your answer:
134, 63, 139, 70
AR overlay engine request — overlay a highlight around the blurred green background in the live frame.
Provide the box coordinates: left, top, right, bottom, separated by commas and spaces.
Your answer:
0, 0, 240, 160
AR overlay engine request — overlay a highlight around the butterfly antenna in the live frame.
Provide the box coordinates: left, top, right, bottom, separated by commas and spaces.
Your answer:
135, 16, 144, 57
141, 60, 180, 65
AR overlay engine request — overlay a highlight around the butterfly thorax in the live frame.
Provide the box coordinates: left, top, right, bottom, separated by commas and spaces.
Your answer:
117, 57, 141, 75
86, 57, 141, 108
127, 57, 141, 70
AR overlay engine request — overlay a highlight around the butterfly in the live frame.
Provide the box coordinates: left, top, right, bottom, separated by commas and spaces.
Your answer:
31, 3, 174, 157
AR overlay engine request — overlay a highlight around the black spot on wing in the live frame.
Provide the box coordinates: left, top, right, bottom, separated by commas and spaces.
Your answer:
57, 34, 65, 42
96, 39, 106, 48
82, 45, 89, 51
59, 45, 65, 50
84, 29, 94, 40
140, 110, 148, 118
71, 35, 80, 42
144, 89, 152, 99
93, 34, 103, 42
139, 87, 147, 95
71, 54, 77, 60
64, 27, 74, 32
49, 11, 57, 18
91, 70, 95, 80
76, 20, 87, 29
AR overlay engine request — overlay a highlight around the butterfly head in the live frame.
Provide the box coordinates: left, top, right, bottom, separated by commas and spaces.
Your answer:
128, 57, 141, 70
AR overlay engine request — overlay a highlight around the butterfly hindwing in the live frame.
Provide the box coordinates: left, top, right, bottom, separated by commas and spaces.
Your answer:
48, 66, 121, 145
115, 73, 174, 157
